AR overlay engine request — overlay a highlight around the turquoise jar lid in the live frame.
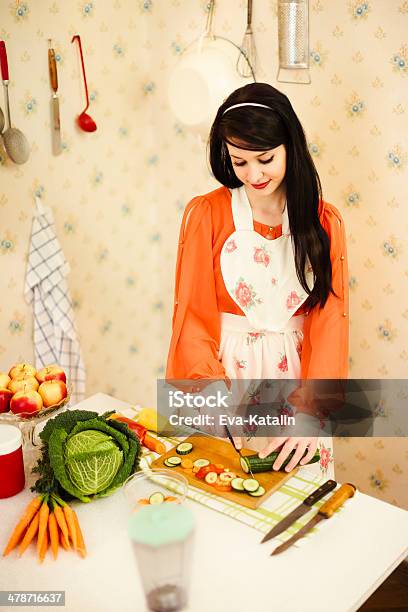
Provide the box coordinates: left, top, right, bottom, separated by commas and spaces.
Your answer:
128, 503, 194, 547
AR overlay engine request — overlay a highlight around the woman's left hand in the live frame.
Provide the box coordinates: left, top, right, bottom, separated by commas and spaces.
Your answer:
258, 437, 318, 472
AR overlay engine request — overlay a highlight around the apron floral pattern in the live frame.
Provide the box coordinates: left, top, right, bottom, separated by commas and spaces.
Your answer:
218, 186, 334, 479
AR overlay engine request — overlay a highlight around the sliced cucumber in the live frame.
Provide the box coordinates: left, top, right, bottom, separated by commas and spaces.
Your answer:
240, 448, 321, 474
149, 491, 165, 504
176, 442, 193, 455
242, 478, 260, 493
193, 458, 210, 469
164, 458, 177, 468
204, 472, 218, 485
231, 477, 245, 492
219, 472, 236, 483
166, 456, 182, 466
248, 486, 266, 497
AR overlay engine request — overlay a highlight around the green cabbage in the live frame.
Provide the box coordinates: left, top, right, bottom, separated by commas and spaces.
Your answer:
65, 430, 123, 495
32, 410, 141, 502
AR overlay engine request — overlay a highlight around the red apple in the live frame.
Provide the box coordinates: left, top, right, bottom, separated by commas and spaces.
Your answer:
8, 376, 39, 394
0, 388, 13, 413
35, 364, 66, 384
38, 380, 67, 408
10, 389, 43, 416
0, 372, 11, 388
8, 362, 37, 379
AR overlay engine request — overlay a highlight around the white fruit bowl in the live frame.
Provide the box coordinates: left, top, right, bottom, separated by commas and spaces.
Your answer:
0, 390, 71, 448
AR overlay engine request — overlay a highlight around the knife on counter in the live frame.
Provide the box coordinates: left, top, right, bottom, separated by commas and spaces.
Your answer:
261, 479, 337, 543
48, 41, 61, 155
224, 423, 255, 480
271, 482, 356, 555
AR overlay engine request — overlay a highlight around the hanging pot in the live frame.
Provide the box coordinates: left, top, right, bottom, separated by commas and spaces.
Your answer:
168, 1, 253, 132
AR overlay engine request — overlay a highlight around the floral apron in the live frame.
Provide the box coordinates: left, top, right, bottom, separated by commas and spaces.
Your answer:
218, 186, 334, 478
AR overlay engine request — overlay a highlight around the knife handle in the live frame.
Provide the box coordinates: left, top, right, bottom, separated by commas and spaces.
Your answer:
0, 41, 9, 81
48, 48, 58, 93
304, 479, 337, 506
319, 483, 356, 519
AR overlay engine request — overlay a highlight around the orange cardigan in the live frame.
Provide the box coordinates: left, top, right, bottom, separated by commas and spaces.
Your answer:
166, 186, 349, 384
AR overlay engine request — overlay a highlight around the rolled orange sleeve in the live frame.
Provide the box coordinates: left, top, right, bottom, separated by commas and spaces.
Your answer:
166, 197, 227, 382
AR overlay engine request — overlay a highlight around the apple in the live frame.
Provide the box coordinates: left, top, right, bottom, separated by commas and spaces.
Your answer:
0, 388, 13, 413
0, 372, 11, 388
38, 380, 67, 408
8, 362, 37, 379
10, 389, 43, 416
35, 364, 66, 384
8, 376, 39, 394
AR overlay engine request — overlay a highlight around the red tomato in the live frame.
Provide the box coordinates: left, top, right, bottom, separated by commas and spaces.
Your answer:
195, 465, 213, 480
209, 464, 224, 475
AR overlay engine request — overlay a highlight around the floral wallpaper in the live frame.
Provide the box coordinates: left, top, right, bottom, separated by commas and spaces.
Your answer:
0, 1, 407, 509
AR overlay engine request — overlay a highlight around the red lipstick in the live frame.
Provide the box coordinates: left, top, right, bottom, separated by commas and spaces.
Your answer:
251, 180, 271, 190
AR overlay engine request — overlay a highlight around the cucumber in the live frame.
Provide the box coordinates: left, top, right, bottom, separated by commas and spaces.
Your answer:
204, 472, 218, 485
193, 458, 210, 469
166, 456, 182, 466
149, 492, 165, 504
231, 477, 245, 491
176, 442, 193, 455
242, 478, 260, 493
163, 458, 177, 468
248, 486, 266, 497
240, 448, 320, 474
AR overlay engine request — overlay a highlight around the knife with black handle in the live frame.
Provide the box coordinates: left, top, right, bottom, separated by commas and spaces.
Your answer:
261, 479, 337, 543
271, 483, 356, 555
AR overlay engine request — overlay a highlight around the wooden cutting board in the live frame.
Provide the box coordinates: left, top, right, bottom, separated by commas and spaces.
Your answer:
151, 435, 296, 509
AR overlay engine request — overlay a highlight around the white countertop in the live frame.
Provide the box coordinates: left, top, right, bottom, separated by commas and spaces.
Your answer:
1, 392, 407, 612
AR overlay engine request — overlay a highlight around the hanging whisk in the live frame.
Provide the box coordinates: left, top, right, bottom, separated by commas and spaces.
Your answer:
237, 0, 257, 78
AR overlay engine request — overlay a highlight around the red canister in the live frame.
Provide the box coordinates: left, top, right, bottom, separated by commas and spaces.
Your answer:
0, 425, 25, 498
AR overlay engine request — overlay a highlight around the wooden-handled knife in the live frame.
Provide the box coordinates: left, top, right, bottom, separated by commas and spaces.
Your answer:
271, 483, 356, 555
261, 479, 337, 543
48, 42, 61, 155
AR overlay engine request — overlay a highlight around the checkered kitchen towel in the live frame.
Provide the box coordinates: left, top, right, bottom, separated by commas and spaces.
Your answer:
24, 196, 86, 404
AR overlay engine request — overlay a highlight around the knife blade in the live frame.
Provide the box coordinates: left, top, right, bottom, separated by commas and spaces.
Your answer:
261, 479, 337, 543
48, 44, 61, 155
224, 424, 255, 480
271, 483, 356, 555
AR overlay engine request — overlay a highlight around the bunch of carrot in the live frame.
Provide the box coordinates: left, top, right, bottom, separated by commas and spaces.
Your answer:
3, 494, 86, 563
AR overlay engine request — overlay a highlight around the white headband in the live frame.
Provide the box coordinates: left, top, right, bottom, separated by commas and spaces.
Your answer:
222, 102, 272, 115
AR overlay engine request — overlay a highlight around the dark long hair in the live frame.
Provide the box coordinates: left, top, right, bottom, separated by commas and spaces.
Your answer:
208, 82, 335, 310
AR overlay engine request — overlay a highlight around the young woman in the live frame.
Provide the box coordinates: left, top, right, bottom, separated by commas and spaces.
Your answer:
166, 83, 349, 477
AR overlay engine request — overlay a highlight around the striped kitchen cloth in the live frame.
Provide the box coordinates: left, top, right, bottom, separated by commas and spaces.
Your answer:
24, 196, 86, 404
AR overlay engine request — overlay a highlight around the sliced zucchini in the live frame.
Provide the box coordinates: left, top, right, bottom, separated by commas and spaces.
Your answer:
248, 486, 266, 497
219, 472, 236, 483
204, 472, 218, 485
240, 449, 321, 474
176, 442, 193, 455
231, 477, 245, 492
149, 491, 165, 504
193, 458, 210, 469
242, 478, 260, 493
163, 458, 177, 468
166, 456, 182, 466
